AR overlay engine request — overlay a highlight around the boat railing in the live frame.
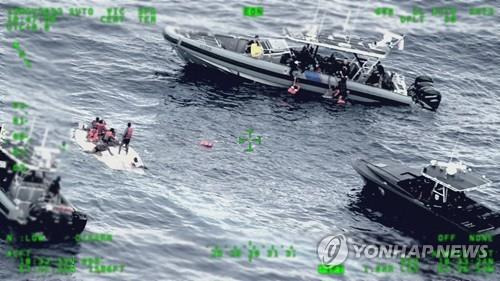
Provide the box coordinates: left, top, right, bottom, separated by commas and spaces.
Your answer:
213, 37, 222, 48
261, 51, 290, 58
2, 126, 60, 173
392, 73, 407, 95
192, 33, 221, 48
352, 57, 380, 83
254, 53, 286, 64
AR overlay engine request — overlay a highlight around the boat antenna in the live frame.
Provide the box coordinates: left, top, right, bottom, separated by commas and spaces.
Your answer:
312, 0, 321, 24
27, 116, 37, 143
41, 127, 49, 148
351, 5, 361, 28
342, 10, 352, 34
317, 10, 328, 37
448, 139, 459, 163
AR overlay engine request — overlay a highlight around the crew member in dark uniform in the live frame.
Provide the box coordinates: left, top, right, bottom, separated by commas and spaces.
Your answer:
44, 176, 61, 203
48, 177, 61, 195
336, 70, 348, 104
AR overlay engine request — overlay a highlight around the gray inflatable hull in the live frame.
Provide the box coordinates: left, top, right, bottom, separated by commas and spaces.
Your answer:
163, 27, 413, 106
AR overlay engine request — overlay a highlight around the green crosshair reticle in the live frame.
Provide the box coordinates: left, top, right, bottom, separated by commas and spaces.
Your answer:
238, 129, 262, 152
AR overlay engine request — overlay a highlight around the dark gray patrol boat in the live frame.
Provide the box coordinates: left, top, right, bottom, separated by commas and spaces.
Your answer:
353, 158, 500, 247
0, 126, 87, 241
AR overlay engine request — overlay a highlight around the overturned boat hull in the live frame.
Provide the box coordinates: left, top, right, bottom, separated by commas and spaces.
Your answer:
72, 124, 145, 175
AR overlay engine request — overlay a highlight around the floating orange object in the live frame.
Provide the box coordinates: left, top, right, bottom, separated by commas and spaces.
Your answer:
288, 85, 300, 95
200, 140, 214, 148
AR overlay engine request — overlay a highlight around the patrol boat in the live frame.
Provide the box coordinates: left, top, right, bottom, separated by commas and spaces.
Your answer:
163, 26, 442, 111
0, 127, 87, 241
353, 158, 500, 244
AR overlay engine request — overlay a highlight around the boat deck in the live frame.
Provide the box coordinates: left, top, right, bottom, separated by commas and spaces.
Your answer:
184, 32, 221, 48
398, 175, 500, 233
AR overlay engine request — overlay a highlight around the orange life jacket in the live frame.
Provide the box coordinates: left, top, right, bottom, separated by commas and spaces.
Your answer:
96, 123, 106, 134
87, 128, 97, 139
104, 130, 114, 140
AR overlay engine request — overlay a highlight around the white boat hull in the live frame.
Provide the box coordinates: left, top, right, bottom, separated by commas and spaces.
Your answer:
71, 127, 145, 175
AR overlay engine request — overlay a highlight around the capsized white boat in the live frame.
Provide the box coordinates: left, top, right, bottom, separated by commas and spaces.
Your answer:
71, 124, 145, 175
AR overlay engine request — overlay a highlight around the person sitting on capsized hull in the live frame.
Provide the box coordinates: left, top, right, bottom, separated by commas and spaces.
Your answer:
91, 141, 113, 156
87, 128, 99, 142
102, 128, 118, 145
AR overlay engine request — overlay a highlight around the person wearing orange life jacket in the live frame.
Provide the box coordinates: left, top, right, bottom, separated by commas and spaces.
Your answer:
118, 122, 133, 155
96, 120, 107, 136
103, 128, 116, 144
91, 128, 116, 156
87, 128, 99, 142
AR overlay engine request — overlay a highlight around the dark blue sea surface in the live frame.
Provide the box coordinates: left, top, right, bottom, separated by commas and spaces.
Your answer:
1, 0, 499, 280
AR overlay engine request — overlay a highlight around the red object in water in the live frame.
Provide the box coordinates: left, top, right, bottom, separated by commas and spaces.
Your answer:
288, 84, 300, 95
200, 140, 214, 148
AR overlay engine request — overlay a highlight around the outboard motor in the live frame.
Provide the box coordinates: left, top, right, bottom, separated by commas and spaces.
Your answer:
408, 75, 441, 111
28, 201, 87, 240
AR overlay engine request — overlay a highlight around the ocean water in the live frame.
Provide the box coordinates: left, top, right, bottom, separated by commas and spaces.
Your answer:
0, 0, 499, 280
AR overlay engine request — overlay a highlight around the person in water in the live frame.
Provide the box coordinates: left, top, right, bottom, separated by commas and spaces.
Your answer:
118, 122, 133, 155
337, 70, 348, 105
131, 157, 148, 169
323, 84, 340, 99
